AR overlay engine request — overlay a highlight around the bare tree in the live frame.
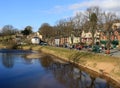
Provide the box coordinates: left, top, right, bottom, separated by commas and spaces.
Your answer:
38, 23, 54, 43
74, 12, 86, 43
85, 6, 103, 46
56, 19, 74, 45
1, 25, 15, 35
102, 12, 117, 53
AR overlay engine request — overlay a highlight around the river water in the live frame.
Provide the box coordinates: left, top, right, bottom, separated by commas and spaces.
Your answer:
0, 49, 113, 88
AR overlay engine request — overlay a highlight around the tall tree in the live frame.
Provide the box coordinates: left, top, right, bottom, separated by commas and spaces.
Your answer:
56, 18, 74, 44
85, 6, 102, 46
21, 26, 33, 36
38, 23, 54, 42
103, 12, 117, 53
74, 12, 86, 43
56, 19, 66, 38
90, 12, 98, 46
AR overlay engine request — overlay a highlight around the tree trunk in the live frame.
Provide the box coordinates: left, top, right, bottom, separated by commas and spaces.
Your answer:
79, 31, 82, 43
92, 31, 95, 47
106, 31, 111, 54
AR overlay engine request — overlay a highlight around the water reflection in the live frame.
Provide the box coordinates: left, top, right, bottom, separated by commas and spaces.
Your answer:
39, 56, 112, 88
40, 55, 54, 69
23, 57, 33, 64
0, 50, 113, 88
0, 50, 34, 68
2, 53, 14, 68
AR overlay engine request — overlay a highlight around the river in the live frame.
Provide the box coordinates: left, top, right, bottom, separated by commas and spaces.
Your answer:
0, 49, 113, 88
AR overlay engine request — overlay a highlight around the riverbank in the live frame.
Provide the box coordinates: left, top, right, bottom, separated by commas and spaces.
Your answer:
0, 44, 120, 87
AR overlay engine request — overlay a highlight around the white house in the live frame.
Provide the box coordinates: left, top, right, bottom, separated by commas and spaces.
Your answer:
68, 36, 80, 44
81, 31, 92, 44
31, 37, 40, 44
81, 30, 101, 45
55, 38, 60, 46
112, 23, 120, 30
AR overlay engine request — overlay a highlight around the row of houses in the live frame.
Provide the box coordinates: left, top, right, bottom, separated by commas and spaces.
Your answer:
54, 23, 120, 47
54, 30, 100, 46
30, 23, 120, 47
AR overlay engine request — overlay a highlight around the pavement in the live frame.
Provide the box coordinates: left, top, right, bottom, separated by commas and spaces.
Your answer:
101, 49, 120, 58
80, 48, 120, 58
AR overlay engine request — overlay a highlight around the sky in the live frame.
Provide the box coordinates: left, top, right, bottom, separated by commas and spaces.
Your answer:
0, 0, 120, 32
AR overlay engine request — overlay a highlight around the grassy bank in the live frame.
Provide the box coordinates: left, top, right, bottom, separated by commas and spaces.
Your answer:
0, 40, 18, 49
38, 46, 120, 87
21, 45, 120, 78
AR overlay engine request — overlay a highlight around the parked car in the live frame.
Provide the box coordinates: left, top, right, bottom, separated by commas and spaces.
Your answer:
39, 42, 48, 46
92, 45, 101, 53
75, 44, 83, 50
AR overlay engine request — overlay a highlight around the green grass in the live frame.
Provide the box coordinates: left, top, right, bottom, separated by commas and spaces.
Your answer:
41, 46, 73, 59
69, 51, 92, 62
7, 45, 120, 65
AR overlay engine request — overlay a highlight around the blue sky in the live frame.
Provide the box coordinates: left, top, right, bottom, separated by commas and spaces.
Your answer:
0, 0, 120, 32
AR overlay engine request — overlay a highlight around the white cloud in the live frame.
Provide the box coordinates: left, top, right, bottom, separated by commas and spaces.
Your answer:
45, 0, 120, 18
100, 0, 120, 10
68, 0, 120, 16
69, 0, 120, 10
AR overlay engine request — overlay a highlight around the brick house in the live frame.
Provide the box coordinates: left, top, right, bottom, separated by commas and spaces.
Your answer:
81, 30, 101, 45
